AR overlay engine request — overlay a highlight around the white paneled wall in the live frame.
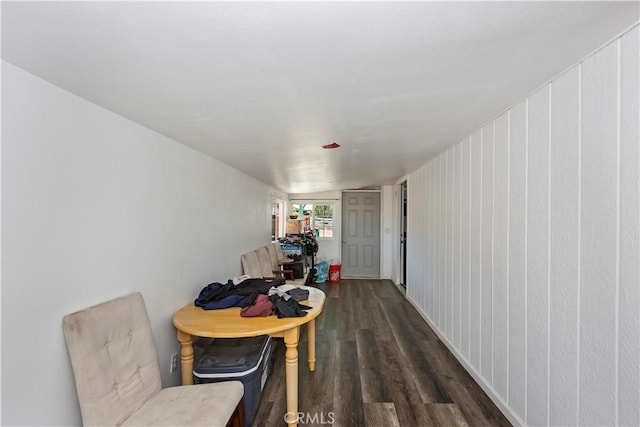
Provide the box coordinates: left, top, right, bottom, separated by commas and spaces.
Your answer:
509, 100, 527, 421
406, 25, 639, 426
480, 123, 494, 383
619, 26, 640, 427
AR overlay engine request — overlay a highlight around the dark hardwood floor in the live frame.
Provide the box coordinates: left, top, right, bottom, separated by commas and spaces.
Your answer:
253, 279, 511, 427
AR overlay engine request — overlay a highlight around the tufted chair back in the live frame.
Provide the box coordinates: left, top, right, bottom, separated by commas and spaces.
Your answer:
63, 293, 162, 426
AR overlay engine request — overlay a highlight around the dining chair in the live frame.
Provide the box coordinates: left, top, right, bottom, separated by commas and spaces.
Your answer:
63, 292, 244, 426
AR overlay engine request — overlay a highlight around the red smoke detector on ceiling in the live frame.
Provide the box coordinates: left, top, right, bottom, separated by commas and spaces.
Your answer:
322, 142, 340, 149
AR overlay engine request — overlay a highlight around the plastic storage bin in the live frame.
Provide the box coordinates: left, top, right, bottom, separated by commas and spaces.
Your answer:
193, 336, 272, 427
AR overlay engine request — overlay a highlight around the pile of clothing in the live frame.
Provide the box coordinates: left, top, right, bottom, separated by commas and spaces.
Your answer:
194, 276, 311, 318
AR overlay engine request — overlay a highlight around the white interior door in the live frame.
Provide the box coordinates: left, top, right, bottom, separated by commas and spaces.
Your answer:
341, 192, 381, 278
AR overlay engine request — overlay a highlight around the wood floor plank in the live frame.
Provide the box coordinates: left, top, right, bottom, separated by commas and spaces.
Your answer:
382, 299, 440, 343
377, 339, 428, 426
252, 400, 274, 427
356, 329, 392, 403
298, 331, 337, 418
418, 341, 511, 427
381, 302, 453, 403
251, 279, 510, 427
262, 339, 285, 402
363, 403, 401, 427
332, 340, 366, 426
425, 403, 470, 426
367, 299, 396, 341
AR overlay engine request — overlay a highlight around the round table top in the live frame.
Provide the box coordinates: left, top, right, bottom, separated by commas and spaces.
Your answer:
173, 286, 326, 338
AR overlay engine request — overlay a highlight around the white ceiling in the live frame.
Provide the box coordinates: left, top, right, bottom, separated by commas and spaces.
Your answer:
2, 1, 638, 194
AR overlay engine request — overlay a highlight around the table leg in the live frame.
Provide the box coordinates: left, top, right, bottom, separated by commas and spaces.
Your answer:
177, 330, 194, 386
284, 326, 300, 427
307, 318, 316, 371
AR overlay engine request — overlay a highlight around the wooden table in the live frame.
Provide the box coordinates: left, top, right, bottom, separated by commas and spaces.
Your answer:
173, 286, 326, 427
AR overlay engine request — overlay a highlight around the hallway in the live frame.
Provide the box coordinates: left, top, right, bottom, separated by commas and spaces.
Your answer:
254, 279, 511, 426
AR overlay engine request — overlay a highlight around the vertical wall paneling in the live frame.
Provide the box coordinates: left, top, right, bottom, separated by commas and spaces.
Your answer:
409, 169, 416, 310
481, 123, 494, 382
408, 176, 412, 298
447, 147, 455, 338
460, 137, 471, 360
527, 85, 551, 427
453, 144, 462, 349
412, 166, 419, 314
420, 167, 424, 307
438, 152, 448, 331
493, 113, 510, 399
424, 163, 430, 315
404, 27, 639, 427
435, 157, 442, 327
417, 167, 424, 310
423, 166, 428, 311
431, 161, 437, 318
549, 66, 580, 427
438, 155, 442, 326
408, 174, 413, 300
618, 26, 640, 427
413, 170, 418, 307
423, 166, 428, 312
432, 159, 438, 322
428, 164, 433, 315
579, 41, 619, 425
435, 158, 440, 324
430, 162, 435, 314
411, 170, 417, 305
508, 99, 528, 420
409, 169, 419, 306
413, 167, 423, 310
412, 168, 418, 308
425, 166, 430, 311
470, 131, 483, 369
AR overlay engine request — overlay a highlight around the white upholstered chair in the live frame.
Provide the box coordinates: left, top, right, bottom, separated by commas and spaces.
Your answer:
240, 249, 263, 278
63, 292, 244, 427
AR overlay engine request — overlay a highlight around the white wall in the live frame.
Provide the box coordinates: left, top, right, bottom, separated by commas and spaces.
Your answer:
405, 25, 639, 426
1, 62, 276, 426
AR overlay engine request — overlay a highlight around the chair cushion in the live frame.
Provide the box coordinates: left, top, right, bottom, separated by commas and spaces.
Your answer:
120, 381, 244, 427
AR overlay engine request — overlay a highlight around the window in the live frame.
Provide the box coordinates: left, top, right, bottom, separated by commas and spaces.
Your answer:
312, 204, 334, 238
290, 202, 335, 238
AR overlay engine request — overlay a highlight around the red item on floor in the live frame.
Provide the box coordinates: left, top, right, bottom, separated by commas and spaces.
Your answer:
329, 264, 341, 282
